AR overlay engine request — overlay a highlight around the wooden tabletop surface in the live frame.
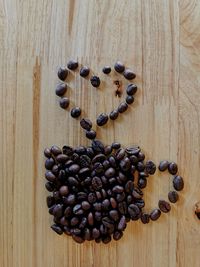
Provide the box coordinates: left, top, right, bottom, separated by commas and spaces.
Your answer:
1, 0, 200, 266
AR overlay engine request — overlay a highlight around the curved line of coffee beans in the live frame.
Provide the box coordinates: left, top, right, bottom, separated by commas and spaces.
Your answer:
55, 60, 137, 140
44, 140, 184, 243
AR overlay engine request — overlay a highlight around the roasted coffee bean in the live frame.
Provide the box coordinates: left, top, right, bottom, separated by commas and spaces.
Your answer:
88, 212, 94, 226
138, 152, 145, 161
173, 175, 184, 191
55, 83, 67, 96
68, 164, 80, 174
59, 185, 69, 196
101, 189, 107, 199
159, 160, 169, 171
126, 146, 140, 155
44, 148, 51, 158
132, 188, 143, 199
109, 109, 119, 120
105, 167, 115, 178
52, 164, 59, 175
92, 177, 102, 190
49, 204, 56, 215
68, 177, 79, 187
86, 130, 96, 140
80, 66, 90, 77
110, 197, 117, 209
63, 226, 71, 235
102, 160, 110, 170
92, 228, 100, 239
64, 206, 72, 217
58, 67, 68, 81
93, 162, 104, 175
72, 235, 84, 243
102, 199, 110, 210
114, 61, 125, 73
56, 154, 68, 163
109, 210, 119, 221
51, 145, 62, 155
62, 145, 73, 155
70, 217, 79, 226
86, 147, 95, 158
129, 155, 138, 164
79, 155, 91, 168
118, 201, 127, 214
59, 96, 69, 109
73, 204, 84, 215
102, 217, 114, 228
79, 217, 87, 229
113, 185, 124, 193
45, 171, 56, 182
88, 193, 97, 204
80, 118, 92, 130
74, 146, 86, 155
118, 102, 128, 113
126, 84, 137, 95
102, 66, 111, 74
70, 107, 81, 118
138, 178, 147, 189
112, 142, 121, 149
46, 196, 55, 208
77, 192, 87, 201
45, 182, 55, 192
126, 195, 133, 204
67, 59, 78, 70
104, 145, 112, 155
81, 201, 91, 210
139, 172, 149, 178
53, 191, 60, 201
66, 194, 76, 205
97, 113, 109, 126
168, 162, 178, 175
108, 156, 116, 168
113, 231, 123, 241
92, 154, 106, 164
145, 160, 156, 175
60, 216, 69, 226
45, 158, 55, 170
102, 236, 112, 244
53, 204, 63, 218
118, 172, 127, 183
116, 192, 126, 202
83, 228, 91, 240
51, 224, 63, 235
117, 216, 126, 231
141, 213, 150, 224
137, 162, 145, 171
158, 200, 171, 213
150, 208, 161, 221
123, 69, 136, 80
109, 177, 117, 185
93, 202, 102, 211
90, 76, 100, 87
79, 167, 90, 178
135, 199, 145, 209
115, 148, 125, 160
71, 228, 81, 236
128, 204, 140, 220
168, 191, 179, 203
120, 157, 131, 172
126, 95, 134, 104
92, 139, 104, 153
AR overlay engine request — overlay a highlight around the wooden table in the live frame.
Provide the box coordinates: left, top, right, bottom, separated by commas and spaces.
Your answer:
1, 1, 200, 266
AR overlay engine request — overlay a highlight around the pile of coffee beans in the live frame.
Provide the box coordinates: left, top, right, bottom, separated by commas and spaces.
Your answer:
44, 140, 184, 243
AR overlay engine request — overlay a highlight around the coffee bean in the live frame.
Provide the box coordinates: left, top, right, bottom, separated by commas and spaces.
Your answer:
102, 66, 111, 74
88, 193, 97, 204
60, 216, 69, 226
66, 194, 76, 205
51, 224, 63, 235
102, 236, 112, 244
71, 217, 79, 226
97, 113, 109, 126
92, 154, 106, 164
58, 67, 68, 81
44, 148, 51, 158
53, 204, 63, 218
118, 102, 128, 113
138, 152, 145, 161
138, 178, 147, 189
110, 197, 117, 209
113, 231, 123, 241
59, 185, 69, 196
128, 204, 140, 220
70, 107, 81, 118
114, 148, 125, 161
117, 216, 126, 231
108, 156, 117, 168
64, 206, 72, 217
145, 160, 156, 175
132, 188, 143, 199
120, 157, 131, 172
113, 185, 124, 193
141, 213, 150, 224
80, 118, 92, 130
102, 216, 114, 228
59, 97, 70, 109
135, 199, 145, 209
150, 209, 161, 221
109, 109, 119, 120
46, 196, 55, 208
168, 191, 179, 203
173, 175, 184, 191
111, 142, 121, 149
168, 162, 178, 175
88, 212, 94, 226
74, 146, 86, 155
84, 228, 91, 240
81, 201, 91, 210
116, 192, 126, 202
90, 76, 100, 87
126, 146, 140, 155
123, 69, 136, 80
159, 160, 169, 172
126, 95, 134, 104
80, 66, 90, 77
114, 61, 125, 73
68, 164, 80, 174
92, 139, 104, 153
56, 154, 68, 163
45, 158, 55, 170
104, 145, 112, 155
45, 182, 55, 192
126, 84, 137, 95
137, 162, 145, 171
45, 171, 56, 182
72, 235, 84, 243
85, 130, 96, 140
62, 145, 73, 155
105, 167, 116, 178
79, 155, 91, 168
118, 201, 127, 214
55, 83, 67, 96
158, 200, 171, 213
102, 199, 110, 210
109, 210, 119, 221
67, 60, 78, 70
73, 204, 84, 215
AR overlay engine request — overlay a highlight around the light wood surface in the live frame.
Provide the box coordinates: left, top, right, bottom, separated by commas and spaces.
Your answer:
1, 0, 200, 266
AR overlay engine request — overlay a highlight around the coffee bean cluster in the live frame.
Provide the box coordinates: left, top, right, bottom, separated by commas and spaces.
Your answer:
44, 140, 184, 243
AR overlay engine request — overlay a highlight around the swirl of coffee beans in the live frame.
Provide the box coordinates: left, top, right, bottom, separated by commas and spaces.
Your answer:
44, 59, 184, 243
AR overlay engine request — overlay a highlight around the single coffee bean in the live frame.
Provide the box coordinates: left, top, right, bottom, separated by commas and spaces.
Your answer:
113, 231, 123, 241
90, 76, 100, 87
96, 113, 109, 126
115, 148, 125, 161
84, 228, 91, 240
81, 201, 91, 210
126, 195, 133, 204
118, 201, 127, 215
51, 145, 62, 155
138, 178, 147, 189
168, 191, 179, 203
58, 67, 68, 81
117, 216, 126, 231
104, 145, 112, 155
102, 66, 111, 74
92, 139, 105, 153
67, 59, 78, 70
102, 236, 112, 244
70, 217, 79, 226
60, 216, 69, 226
92, 177, 103, 190
114, 61, 125, 73
51, 224, 63, 235
59, 97, 70, 109
62, 145, 73, 155
120, 157, 131, 172
111, 142, 121, 149
173, 175, 184, 191
46, 196, 55, 208
80, 66, 90, 77
126, 146, 140, 155
73, 204, 84, 215
158, 200, 171, 213
92, 154, 106, 164
126, 95, 134, 104
45, 158, 55, 170
113, 185, 124, 193
123, 69, 136, 80
56, 154, 68, 163
110, 197, 117, 209
66, 194, 76, 205
74, 146, 86, 154
70, 107, 81, 118
45, 171, 56, 182
128, 204, 140, 220
92, 228, 100, 239
109, 109, 119, 120
109, 210, 119, 221
159, 160, 169, 172
72, 235, 84, 244
79, 155, 91, 168
88, 193, 97, 204
80, 118, 92, 130
168, 162, 178, 175
150, 208, 161, 221
53, 204, 63, 218
45, 182, 55, 192
55, 83, 67, 96
44, 148, 51, 158
105, 167, 115, 178
135, 199, 145, 209
138, 152, 145, 161
141, 213, 150, 224
88, 212, 94, 226
102, 217, 114, 229
126, 84, 137, 95
145, 160, 156, 175
64, 206, 72, 217
118, 102, 128, 113
68, 164, 80, 174
59, 185, 69, 196
102, 199, 110, 210
137, 162, 145, 171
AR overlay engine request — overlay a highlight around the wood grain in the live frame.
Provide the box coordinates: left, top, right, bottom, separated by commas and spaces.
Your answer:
0, 0, 200, 266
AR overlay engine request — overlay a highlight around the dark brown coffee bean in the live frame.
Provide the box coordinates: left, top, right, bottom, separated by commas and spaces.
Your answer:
120, 157, 131, 172
111, 142, 121, 149
168, 162, 178, 175
88, 193, 97, 204
126, 146, 140, 155
64, 206, 72, 217
53, 191, 60, 201
59, 185, 69, 196
135, 199, 145, 209
129, 155, 138, 164
126, 84, 137, 95
73, 204, 84, 215
74, 146, 86, 155
79, 155, 91, 168
45, 171, 56, 182
159, 160, 169, 171
71, 228, 81, 236
126, 195, 133, 204
86, 130, 96, 139
67, 59, 78, 70
45, 158, 55, 170
80, 66, 90, 77
102, 217, 114, 228
115, 148, 125, 161
92, 228, 100, 239
70, 217, 79, 226
51, 145, 62, 155
110, 197, 117, 209
78, 217, 87, 229
113, 185, 124, 193
173, 175, 184, 191
109, 109, 119, 120
68, 164, 80, 174
123, 69, 136, 80
72, 235, 84, 243
118, 102, 128, 113
132, 188, 143, 199
59, 97, 70, 109
66, 194, 76, 205
78, 167, 90, 177
81, 201, 91, 210
53, 204, 63, 218
118, 172, 127, 183
92, 139, 104, 153
46, 196, 55, 208
138, 152, 145, 161
80, 118, 92, 131
158, 200, 171, 213
93, 162, 104, 175
62, 145, 73, 155
118, 201, 127, 214
88, 212, 94, 226
104, 145, 112, 155
113, 231, 123, 241
117, 216, 126, 231
97, 113, 109, 126
141, 213, 150, 224
44, 148, 51, 158
45, 182, 55, 192
63, 226, 71, 235
109, 210, 119, 221
105, 167, 115, 178
77, 192, 87, 201
150, 208, 161, 221
114, 61, 125, 73
92, 154, 106, 164
138, 178, 147, 189
55, 83, 67, 96
93, 202, 102, 211
101, 199, 110, 210
70, 107, 81, 118
128, 204, 140, 220
51, 224, 63, 235
137, 162, 145, 171
126, 95, 134, 104
90, 76, 100, 87
56, 154, 68, 163
145, 160, 156, 175
168, 191, 179, 203
58, 67, 68, 81
102, 236, 111, 244
116, 192, 126, 202
102, 66, 111, 74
